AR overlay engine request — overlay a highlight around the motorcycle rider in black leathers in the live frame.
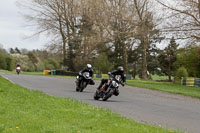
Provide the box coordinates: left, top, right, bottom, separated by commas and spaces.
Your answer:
76, 64, 95, 88
97, 66, 126, 96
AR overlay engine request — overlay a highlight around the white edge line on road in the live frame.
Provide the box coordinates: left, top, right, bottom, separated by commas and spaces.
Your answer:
1, 75, 15, 84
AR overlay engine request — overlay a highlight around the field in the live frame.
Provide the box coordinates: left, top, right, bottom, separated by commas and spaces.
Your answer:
126, 80, 200, 98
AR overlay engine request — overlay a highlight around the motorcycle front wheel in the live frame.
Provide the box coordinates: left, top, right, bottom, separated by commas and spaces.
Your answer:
93, 90, 100, 100
102, 89, 113, 101
80, 81, 87, 92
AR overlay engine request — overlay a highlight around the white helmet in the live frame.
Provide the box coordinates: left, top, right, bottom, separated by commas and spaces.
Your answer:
87, 64, 92, 69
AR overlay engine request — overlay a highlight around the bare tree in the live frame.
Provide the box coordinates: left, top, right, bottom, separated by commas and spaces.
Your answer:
18, 0, 81, 69
18, 0, 162, 76
155, 0, 200, 41
131, 0, 161, 80
90, 0, 137, 72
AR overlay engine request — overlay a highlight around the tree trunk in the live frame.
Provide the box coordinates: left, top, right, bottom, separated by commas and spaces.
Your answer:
58, 16, 67, 67
67, 23, 75, 71
122, 42, 128, 73
168, 57, 171, 81
62, 40, 67, 66
142, 37, 148, 80
133, 62, 137, 79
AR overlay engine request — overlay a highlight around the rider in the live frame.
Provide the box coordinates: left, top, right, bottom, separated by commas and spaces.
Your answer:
16, 64, 21, 74
97, 66, 126, 96
76, 64, 95, 87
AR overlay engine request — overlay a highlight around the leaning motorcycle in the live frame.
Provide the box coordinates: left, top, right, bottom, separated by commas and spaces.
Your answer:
94, 74, 124, 101
76, 72, 92, 92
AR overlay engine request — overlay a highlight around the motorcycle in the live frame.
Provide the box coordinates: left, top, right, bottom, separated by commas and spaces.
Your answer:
16, 67, 21, 75
94, 74, 124, 101
76, 72, 92, 92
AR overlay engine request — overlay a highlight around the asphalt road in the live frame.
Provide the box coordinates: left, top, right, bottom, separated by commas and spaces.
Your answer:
1, 73, 200, 133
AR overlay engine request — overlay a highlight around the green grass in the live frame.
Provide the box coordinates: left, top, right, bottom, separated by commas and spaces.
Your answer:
132, 74, 170, 81
0, 76, 181, 133
127, 80, 200, 98
151, 75, 169, 81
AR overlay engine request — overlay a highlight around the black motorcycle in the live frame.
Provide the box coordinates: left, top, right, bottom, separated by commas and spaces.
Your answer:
76, 72, 92, 92
94, 74, 124, 101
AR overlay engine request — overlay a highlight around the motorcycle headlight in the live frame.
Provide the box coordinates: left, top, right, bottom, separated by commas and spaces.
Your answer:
112, 81, 119, 88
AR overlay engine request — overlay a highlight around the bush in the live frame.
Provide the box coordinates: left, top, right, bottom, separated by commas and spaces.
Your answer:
36, 61, 45, 72
5, 56, 15, 71
93, 53, 114, 73
44, 58, 59, 70
176, 67, 188, 81
0, 53, 7, 70
174, 45, 200, 77
12, 54, 35, 72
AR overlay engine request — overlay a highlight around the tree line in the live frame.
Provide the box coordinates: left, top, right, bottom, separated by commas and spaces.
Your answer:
0, 47, 60, 72
10, 0, 200, 80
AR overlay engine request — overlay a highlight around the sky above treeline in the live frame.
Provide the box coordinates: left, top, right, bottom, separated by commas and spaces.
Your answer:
0, 0, 47, 50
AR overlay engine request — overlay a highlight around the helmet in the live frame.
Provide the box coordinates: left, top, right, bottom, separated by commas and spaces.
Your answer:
86, 64, 92, 69
117, 66, 124, 73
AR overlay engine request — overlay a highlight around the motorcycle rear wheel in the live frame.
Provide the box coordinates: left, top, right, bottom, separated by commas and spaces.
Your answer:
93, 90, 100, 100
76, 86, 79, 92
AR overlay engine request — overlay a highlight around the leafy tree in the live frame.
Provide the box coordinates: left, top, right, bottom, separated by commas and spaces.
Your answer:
147, 44, 160, 75
174, 45, 200, 77
44, 58, 59, 70
15, 47, 21, 54
27, 52, 39, 71
10, 48, 16, 54
158, 37, 179, 81
127, 45, 140, 78
176, 67, 188, 82
93, 53, 114, 74
12, 54, 34, 71
0, 53, 7, 70
5, 55, 15, 71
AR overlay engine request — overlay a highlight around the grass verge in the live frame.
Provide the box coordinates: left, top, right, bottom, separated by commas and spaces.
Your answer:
0, 76, 180, 133
127, 80, 200, 98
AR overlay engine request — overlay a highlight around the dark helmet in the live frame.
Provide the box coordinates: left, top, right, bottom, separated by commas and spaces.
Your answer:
117, 66, 124, 73
86, 64, 92, 70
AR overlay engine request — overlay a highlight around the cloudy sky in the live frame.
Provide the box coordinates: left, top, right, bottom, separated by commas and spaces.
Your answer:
0, 0, 48, 50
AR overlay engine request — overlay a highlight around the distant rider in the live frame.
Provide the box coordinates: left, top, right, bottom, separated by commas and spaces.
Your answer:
76, 64, 95, 87
97, 66, 126, 96
16, 64, 21, 75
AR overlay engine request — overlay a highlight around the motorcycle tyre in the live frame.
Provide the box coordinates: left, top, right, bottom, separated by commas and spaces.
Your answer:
102, 89, 113, 101
94, 90, 100, 100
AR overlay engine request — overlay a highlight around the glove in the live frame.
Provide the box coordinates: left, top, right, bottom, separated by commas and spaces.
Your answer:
79, 72, 82, 76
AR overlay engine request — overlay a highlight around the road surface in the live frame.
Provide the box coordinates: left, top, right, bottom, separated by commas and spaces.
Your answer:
1, 73, 200, 133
